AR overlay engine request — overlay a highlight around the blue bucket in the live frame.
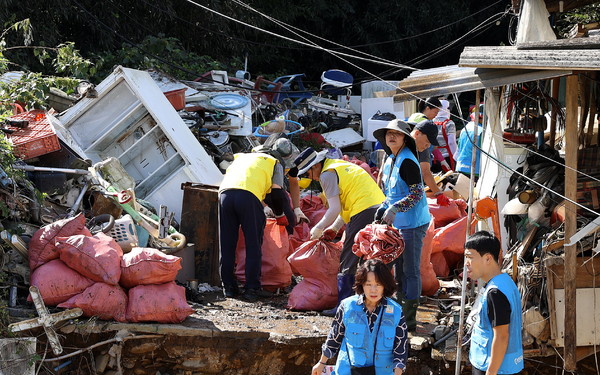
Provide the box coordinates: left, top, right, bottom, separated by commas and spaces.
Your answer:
254, 119, 304, 138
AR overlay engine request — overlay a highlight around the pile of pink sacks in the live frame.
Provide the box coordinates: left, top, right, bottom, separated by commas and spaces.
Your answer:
28, 214, 193, 323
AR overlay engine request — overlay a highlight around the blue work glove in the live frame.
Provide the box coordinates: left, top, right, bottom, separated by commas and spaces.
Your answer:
382, 205, 399, 226
374, 205, 387, 222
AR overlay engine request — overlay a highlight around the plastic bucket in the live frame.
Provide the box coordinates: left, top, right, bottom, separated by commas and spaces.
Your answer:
164, 88, 186, 110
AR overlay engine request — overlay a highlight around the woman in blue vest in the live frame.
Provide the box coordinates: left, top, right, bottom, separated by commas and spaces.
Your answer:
311, 259, 408, 375
372, 120, 432, 332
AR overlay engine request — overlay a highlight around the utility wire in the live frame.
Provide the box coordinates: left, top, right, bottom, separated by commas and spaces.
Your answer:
181, 0, 417, 70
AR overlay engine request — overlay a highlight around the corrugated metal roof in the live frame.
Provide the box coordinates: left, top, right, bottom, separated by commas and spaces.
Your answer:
459, 46, 600, 70
393, 65, 571, 101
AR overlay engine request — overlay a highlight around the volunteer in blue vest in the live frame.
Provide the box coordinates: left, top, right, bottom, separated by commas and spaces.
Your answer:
218, 142, 293, 302
293, 147, 385, 316
454, 104, 483, 179
373, 119, 432, 332
311, 259, 408, 375
464, 231, 523, 375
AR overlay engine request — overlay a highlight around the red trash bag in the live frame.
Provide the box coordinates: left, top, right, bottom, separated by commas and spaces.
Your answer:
120, 247, 182, 288
58, 282, 128, 322
288, 239, 342, 279
29, 259, 94, 306
28, 213, 92, 271
287, 279, 337, 311
431, 252, 450, 278
289, 222, 310, 255
126, 282, 194, 323
431, 216, 468, 255
428, 198, 467, 228
56, 233, 123, 285
287, 239, 342, 311
235, 219, 292, 292
352, 224, 404, 264
299, 195, 328, 227
420, 220, 439, 296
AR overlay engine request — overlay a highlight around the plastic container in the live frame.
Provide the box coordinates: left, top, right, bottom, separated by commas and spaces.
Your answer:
7, 110, 61, 160
254, 119, 304, 139
163, 88, 186, 110
108, 214, 138, 253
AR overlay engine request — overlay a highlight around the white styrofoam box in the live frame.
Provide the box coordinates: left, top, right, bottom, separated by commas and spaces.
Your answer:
57, 66, 224, 222
322, 128, 364, 149
361, 97, 404, 142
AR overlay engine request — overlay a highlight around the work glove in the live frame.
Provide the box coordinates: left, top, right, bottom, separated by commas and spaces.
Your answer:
382, 205, 399, 226
374, 205, 387, 222
294, 207, 309, 224
310, 227, 324, 240
275, 213, 289, 227
435, 192, 451, 207
288, 167, 299, 178
264, 206, 275, 218
323, 216, 344, 240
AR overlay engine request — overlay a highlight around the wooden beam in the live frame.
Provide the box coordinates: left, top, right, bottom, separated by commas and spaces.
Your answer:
550, 78, 560, 148
563, 74, 579, 372
544, 0, 599, 13
585, 72, 597, 146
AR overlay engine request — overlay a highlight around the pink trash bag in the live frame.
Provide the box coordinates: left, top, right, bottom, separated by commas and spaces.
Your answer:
431, 216, 468, 255
235, 219, 292, 292
126, 282, 194, 323
299, 195, 328, 227
120, 247, 182, 288
352, 224, 404, 264
420, 220, 439, 296
29, 259, 94, 306
286, 239, 342, 311
28, 213, 92, 271
56, 233, 123, 285
58, 282, 128, 322
428, 198, 467, 228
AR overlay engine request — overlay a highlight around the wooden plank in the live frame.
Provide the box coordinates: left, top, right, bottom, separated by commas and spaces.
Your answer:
564, 74, 579, 372
459, 47, 600, 70
517, 37, 600, 50
546, 257, 600, 289
550, 78, 560, 148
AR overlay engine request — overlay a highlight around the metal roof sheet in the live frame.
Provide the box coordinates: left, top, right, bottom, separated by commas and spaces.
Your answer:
459, 46, 600, 70
393, 65, 571, 101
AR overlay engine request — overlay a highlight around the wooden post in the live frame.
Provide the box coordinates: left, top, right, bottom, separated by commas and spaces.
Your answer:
563, 74, 579, 372
585, 72, 597, 147
550, 78, 560, 148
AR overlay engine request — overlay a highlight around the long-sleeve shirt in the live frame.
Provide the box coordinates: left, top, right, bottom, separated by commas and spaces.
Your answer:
322, 295, 409, 370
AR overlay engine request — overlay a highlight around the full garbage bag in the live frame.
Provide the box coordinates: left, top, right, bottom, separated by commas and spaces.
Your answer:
126, 282, 194, 323
28, 213, 92, 271
428, 198, 467, 228
29, 259, 94, 306
120, 247, 181, 288
58, 282, 128, 322
235, 219, 292, 292
56, 233, 123, 285
420, 220, 439, 296
287, 239, 342, 311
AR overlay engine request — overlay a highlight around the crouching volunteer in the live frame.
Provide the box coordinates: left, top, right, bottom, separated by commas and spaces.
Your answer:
373, 120, 431, 332
311, 259, 408, 375
465, 231, 523, 375
293, 147, 385, 316
218, 141, 294, 302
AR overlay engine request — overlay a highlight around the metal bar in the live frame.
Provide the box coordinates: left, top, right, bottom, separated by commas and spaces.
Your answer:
13, 165, 90, 175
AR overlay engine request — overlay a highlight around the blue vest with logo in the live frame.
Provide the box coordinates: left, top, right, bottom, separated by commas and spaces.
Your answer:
381, 147, 431, 229
334, 295, 403, 375
470, 273, 524, 374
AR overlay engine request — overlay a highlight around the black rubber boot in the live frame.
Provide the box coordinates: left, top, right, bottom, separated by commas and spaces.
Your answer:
322, 273, 355, 317
402, 298, 419, 332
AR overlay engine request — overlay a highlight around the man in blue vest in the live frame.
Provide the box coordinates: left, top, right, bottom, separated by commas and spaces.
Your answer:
464, 231, 524, 375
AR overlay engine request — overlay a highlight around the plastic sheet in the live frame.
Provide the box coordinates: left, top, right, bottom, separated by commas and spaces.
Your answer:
352, 223, 404, 264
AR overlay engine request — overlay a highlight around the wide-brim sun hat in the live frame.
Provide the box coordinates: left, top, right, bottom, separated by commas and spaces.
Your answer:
372, 119, 416, 156
294, 147, 328, 176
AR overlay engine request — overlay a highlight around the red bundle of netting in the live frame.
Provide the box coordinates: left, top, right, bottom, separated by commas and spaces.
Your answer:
352, 224, 405, 264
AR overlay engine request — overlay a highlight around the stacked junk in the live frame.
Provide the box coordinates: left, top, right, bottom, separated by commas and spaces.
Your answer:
0, 65, 366, 327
